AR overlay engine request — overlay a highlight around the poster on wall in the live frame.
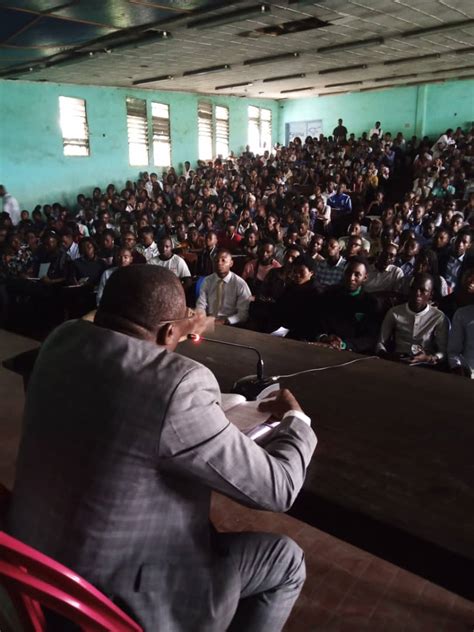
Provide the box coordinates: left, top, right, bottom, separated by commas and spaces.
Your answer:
286, 120, 323, 144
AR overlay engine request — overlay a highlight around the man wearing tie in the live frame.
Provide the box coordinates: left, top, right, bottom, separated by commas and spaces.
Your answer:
196, 248, 252, 325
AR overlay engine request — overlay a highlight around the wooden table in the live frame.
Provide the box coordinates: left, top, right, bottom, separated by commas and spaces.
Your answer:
179, 327, 474, 564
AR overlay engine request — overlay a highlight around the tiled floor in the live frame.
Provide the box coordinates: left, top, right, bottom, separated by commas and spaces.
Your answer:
1, 329, 473, 631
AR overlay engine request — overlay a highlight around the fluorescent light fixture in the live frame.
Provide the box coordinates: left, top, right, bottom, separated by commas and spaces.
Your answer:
46, 51, 97, 69
319, 89, 353, 96
187, 4, 270, 29
280, 86, 314, 94
319, 63, 367, 75
325, 80, 363, 87
262, 72, 305, 83
215, 81, 254, 90
384, 53, 441, 66
183, 64, 231, 76
133, 74, 174, 85
374, 73, 418, 82
317, 37, 384, 54
401, 19, 474, 39
244, 52, 300, 66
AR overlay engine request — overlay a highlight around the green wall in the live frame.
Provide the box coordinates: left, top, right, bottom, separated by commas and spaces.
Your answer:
0, 79, 279, 210
279, 79, 474, 142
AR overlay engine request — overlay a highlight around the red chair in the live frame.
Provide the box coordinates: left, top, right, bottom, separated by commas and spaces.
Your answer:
0, 485, 143, 632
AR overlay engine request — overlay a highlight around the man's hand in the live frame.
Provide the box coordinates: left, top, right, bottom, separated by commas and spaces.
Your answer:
215, 317, 229, 325
178, 310, 214, 341
258, 388, 303, 420
408, 353, 438, 365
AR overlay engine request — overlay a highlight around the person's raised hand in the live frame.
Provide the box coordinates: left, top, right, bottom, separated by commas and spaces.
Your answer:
258, 388, 303, 420
178, 309, 214, 342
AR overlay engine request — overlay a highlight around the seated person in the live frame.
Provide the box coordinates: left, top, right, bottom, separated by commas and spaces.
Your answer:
448, 304, 474, 378
314, 238, 346, 288
242, 240, 282, 296
397, 237, 420, 277
6, 265, 316, 632
338, 223, 370, 254
196, 231, 218, 277
364, 244, 403, 293
196, 248, 251, 325
397, 249, 448, 303
69, 238, 106, 288
61, 227, 80, 261
438, 230, 473, 293
440, 268, 474, 320
341, 234, 365, 260
98, 228, 119, 267
96, 247, 133, 306
312, 257, 379, 354
377, 273, 449, 366
121, 231, 146, 264
217, 219, 243, 254
276, 255, 320, 340
149, 236, 192, 291
135, 226, 159, 262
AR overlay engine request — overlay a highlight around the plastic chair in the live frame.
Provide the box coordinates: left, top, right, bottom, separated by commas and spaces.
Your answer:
0, 485, 143, 632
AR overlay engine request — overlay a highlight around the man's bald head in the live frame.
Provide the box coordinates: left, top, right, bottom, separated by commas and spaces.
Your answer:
96, 265, 186, 336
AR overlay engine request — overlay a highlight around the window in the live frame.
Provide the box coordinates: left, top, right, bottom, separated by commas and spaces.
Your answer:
215, 105, 229, 158
59, 96, 89, 156
248, 106, 272, 154
198, 102, 213, 161
152, 102, 171, 167
126, 97, 149, 166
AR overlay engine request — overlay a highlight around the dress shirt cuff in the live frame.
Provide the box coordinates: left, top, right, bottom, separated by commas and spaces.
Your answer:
282, 410, 311, 426
448, 354, 463, 368
434, 352, 445, 361
226, 314, 240, 325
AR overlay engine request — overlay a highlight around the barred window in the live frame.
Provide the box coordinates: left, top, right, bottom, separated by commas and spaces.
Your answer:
152, 102, 171, 167
215, 105, 229, 158
59, 96, 89, 156
126, 97, 149, 166
248, 106, 272, 154
198, 102, 213, 161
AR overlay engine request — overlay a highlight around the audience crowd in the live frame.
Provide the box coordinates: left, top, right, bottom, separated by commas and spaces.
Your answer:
1, 120, 474, 377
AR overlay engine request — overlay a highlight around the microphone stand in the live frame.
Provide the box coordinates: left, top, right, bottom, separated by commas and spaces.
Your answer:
187, 334, 276, 400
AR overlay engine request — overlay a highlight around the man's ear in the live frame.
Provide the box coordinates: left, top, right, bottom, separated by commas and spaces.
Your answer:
229, 257, 234, 269
156, 323, 174, 346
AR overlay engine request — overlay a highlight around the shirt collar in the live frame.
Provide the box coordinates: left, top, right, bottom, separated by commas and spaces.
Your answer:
217, 271, 232, 283
406, 303, 430, 317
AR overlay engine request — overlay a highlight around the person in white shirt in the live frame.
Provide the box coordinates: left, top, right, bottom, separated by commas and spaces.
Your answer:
0, 185, 21, 226
369, 122, 383, 139
431, 128, 455, 155
196, 248, 251, 325
365, 244, 403, 293
61, 229, 80, 261
136, 227, 159, 262
96, 247, 134, 306
377, 273, 449, 366
149, 237, 191, 291
448, 304, 474, 378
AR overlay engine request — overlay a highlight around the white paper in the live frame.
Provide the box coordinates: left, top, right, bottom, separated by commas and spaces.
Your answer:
39, 263, 50, 278
225, 400, 272, 432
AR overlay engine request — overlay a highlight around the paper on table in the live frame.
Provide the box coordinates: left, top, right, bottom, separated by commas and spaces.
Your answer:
225, 400, 272, 432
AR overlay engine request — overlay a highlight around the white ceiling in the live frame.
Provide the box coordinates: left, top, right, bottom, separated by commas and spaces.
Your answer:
6, 0, 474, 100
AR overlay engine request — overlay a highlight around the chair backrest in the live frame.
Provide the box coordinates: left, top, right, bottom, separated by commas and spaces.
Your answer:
0, 485, 142, 632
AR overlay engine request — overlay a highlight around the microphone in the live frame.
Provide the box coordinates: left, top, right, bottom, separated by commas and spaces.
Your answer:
187, 333, 276, 400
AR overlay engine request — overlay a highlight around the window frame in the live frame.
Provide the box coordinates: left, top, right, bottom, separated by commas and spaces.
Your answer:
248, 105, 272, 154
58, 96, 90, 157
126, 96, 149, 166
151, 101, 171, 168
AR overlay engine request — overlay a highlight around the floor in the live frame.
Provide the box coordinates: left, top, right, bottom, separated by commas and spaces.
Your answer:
1, 329, 473, 631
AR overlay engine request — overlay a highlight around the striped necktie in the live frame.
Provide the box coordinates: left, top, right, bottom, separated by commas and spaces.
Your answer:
213, 278, 224, 316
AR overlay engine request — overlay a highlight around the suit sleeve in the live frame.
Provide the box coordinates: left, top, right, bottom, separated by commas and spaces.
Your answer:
196, 277, 210, 314
376, 308, 396, 354
158, 364, 317, 512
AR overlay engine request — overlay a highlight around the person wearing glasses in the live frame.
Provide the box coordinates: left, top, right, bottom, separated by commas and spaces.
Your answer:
7, 265, 316, 632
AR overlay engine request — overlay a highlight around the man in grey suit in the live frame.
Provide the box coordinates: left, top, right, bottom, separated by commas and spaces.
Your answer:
7, 265, 317, 631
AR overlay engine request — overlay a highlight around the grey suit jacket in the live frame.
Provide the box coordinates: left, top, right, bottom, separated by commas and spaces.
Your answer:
7, 319, 317, 631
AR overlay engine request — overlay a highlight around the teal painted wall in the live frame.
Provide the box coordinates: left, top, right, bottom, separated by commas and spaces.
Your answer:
0, 79, 279, 210
279, 79, 474, 142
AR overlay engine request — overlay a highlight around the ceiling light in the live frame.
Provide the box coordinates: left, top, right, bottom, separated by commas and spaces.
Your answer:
374, 73, 418, 82
244, 52, 300, 66
133, 74, 174, 85
98, 30, 170, 54
183, 64, 231, 76
187, 4, 270, 29
431, 64, 474, 74
280, 86, 314, 93
317, 37, 384, 54
319, 63, 367, 75
215, 81, 254, 90
262, 72, 305, 83
325, 80, 363, 87
401, 19, 474, 38
384, 53, 441, 66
